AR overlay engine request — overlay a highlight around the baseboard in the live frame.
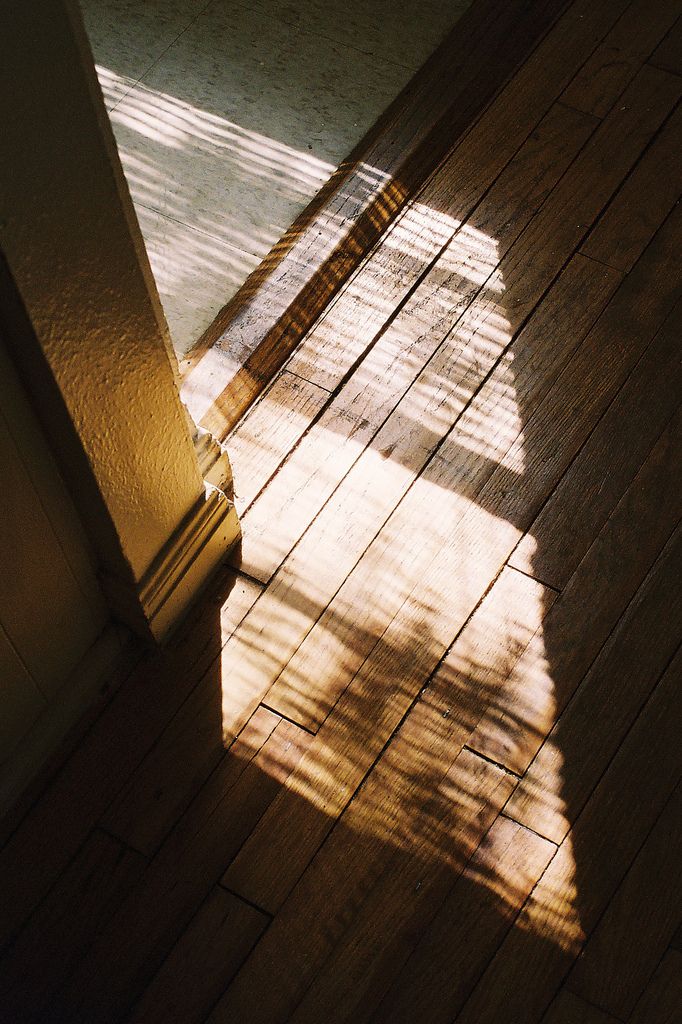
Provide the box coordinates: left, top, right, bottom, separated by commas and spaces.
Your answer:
193, 424, 234, 498
137, 483, 240, 640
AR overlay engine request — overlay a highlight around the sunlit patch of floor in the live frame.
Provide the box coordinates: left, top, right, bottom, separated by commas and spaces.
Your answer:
214, 205, 584, 954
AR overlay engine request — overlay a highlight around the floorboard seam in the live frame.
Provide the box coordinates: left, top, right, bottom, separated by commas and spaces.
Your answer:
498, 811, 558, 846
463, 747, 523, 779
217, 883, 275, 920
506, 563, 562, 593
258, 704, 318, 736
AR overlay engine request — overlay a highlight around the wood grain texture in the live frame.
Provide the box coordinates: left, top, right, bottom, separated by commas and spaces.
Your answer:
649, 14, 682, 75
215, 748, 514, 1024
285, 753, 516, 1024
466, 202, 682, 773
287, 91, 599, 393
93, 574, 263, 857
185, 0, 635, 439
561, 0, 680, 117
220, 65, 664, 736
227, 370, 330, 516
581, 103, 682, 272
236, 100, 597, 584
218, 206, 678, 920
567, 782, 682, 1019
187, 0, 575, 436
628, 950, 682, 1024
128, 886, 269, 1024
506, 520, 682, 843
495, 63, 680, 326
0, 830, 146, 1023
53, 712, 310, 1024
223, 567, 555, 916
373, 817, 556, 1024
470, 405, 682, 777
3, 13, 681, 1022
541, 989, 621, 1023
263, 254, 615, 732
0, 567, 260, 947
455, 645, 682, 1024
511, 299, 682, 589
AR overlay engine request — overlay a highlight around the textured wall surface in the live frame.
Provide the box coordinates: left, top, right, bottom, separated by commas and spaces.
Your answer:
0, 0, 204, 583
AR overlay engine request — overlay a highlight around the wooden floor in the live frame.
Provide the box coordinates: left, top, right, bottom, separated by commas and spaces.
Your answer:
1, 1, 681, 1021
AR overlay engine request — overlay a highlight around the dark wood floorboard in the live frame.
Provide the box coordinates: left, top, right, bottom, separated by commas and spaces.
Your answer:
1, 1, 680, 1021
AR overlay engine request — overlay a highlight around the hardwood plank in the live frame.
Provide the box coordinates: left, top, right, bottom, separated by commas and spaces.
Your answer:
567, 782, 682, 1019
580, 104, 682, 272
506, 520, 682, 842
91, 574, 263, 857
287, 97, 597, 393
265, 254, 616, 731
0, 630, 138, 851
498, 64, 680, 326
285, 753, 517, 1024
128, 886, 269, 1024
455, 645, 682, 1024
227, 370, 330, 516
215, 743, 513, 1024
220, 203, 682, 917
224, 567, 556, 915
186, 0, 634, 437
469, 407, 682, 777
0, 567, 260, 948
561, 0, 680, 117
372, 818, 556, 1024
253, 52, 679, 583
265, 196, 680, 738
628, 950, 682, 1024
221, 64, 673, 734
0, 829, 146, 1023
511, 300, 682, 589
649, 15, 682, 75
671, 924, 682, 951
59, 712, 310, 1024
185, 0, 575, 436
542, 989, 621, 1023
237, 101, 598, 583
284, 184, 463, 395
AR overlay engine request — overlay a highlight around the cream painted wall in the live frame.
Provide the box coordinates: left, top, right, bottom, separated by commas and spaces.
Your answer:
0, 0, 239, 645
0, 0, 240, 809
0, 0, 204, 588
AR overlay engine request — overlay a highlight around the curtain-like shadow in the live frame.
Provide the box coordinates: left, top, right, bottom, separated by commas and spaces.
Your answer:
1, 10, 681, 1021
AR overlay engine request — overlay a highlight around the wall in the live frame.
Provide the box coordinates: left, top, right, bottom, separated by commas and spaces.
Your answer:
0, 328, 122, 796
0, 0, 239, 643
0, 0, 240, 812
0, 0, 204, 588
